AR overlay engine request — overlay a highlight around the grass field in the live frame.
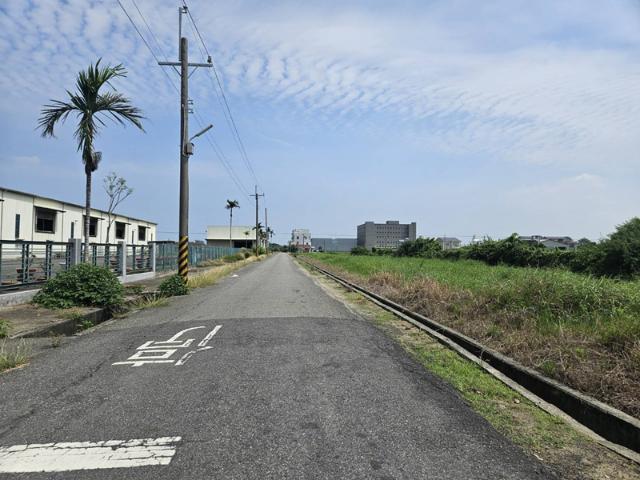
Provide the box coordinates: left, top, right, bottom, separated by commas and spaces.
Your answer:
304, 253, 640, 418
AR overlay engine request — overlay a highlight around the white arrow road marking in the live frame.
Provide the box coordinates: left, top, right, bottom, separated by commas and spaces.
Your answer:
0, 437, 181, 473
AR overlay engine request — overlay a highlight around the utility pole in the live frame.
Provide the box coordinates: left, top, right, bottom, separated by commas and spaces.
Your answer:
253, 186, 264, 256
159, 7, 212, 284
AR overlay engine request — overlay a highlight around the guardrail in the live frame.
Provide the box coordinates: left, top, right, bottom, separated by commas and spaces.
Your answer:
0, 240, 72, 291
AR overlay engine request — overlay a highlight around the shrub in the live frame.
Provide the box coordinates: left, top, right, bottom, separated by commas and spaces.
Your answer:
350, 246, 371, 256
598, 217, 640, 279
33, 263, 125, 309
157, 274, 190, 297
396, 237, 442, 258
235, 252, 245, 261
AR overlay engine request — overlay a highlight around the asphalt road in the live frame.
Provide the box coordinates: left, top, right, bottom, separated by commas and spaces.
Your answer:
0, 253, 552, 479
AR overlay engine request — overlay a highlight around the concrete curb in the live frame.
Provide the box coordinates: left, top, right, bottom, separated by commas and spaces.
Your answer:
299, 257, 640, 460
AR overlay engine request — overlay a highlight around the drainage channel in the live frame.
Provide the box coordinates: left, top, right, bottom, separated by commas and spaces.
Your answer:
296, 256, 640, 463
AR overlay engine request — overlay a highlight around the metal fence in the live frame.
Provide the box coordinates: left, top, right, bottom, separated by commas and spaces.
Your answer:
155, 244, 242, 272
0, 240, 72, 291
1, 240, 244, 293
80, 243, 123, 276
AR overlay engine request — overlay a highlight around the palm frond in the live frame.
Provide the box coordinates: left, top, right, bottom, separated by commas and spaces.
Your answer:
38, 100, 78, 138
95, 91, 146, 131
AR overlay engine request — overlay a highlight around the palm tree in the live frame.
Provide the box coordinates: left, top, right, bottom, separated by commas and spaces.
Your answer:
252, 222, 263, 255
224, 199, 240, 248
266, 227, 274, 254
243, 230, 250, 247
38, 59, 145, 254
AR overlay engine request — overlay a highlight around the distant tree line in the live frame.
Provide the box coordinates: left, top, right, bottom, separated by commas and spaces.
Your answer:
350, 217, 640, 280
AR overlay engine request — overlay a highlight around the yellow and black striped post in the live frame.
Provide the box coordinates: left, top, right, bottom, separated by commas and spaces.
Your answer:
179, 236, 189, 284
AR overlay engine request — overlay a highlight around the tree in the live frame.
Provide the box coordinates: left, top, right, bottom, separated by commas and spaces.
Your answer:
103, 172, 133, 244
266, 227, 274, 253
243, 230, 250, 247
225, 199, 240, 248
576, 238, 594, 248
252, 222, 263, 254
38, 59, 145, 253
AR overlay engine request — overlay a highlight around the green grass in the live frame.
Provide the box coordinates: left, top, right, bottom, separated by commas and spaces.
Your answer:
129, 295, 170, 310
309, 253, 640, 333
338, 286, 580, 455
0, 341, 31, 372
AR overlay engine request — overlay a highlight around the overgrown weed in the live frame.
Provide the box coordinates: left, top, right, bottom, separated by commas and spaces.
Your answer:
129, 295, 170, 310
0, 340, 31, 371
189, 255, 258, 288
305, 254, 640, 418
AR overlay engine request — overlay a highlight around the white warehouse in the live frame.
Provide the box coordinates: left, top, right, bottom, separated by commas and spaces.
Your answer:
0, 187, 157, 245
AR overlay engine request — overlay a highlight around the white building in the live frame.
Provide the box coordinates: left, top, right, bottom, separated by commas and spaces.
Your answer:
206, 225, 256, 248
291, 229, 311, 249
0, 187, 156, 245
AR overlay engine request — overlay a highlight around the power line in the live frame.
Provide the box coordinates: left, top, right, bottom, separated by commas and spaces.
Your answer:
192, 110, 253, 202
181, 0, 263, 192
116, 0, 255, 204
116, 0, 180, 95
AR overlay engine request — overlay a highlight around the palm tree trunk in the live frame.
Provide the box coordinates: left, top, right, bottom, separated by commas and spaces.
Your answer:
229, 210, 232, 249
84, 171, 92, 262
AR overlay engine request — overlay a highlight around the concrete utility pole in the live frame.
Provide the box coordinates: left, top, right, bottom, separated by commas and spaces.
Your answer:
159, 7, 212, 284
253, 186, 264, 256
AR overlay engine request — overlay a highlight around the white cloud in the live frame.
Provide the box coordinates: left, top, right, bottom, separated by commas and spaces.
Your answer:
0, 0, 639, 170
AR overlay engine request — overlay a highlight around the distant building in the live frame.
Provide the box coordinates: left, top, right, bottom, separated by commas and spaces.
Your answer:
520, 235, 576, 250
0, 187, 156, 245
291, 229, 311, 250
357, 220, 417, 250
206, 226, 255, 248
437, 237, 462, 250
312, 237, 357, 252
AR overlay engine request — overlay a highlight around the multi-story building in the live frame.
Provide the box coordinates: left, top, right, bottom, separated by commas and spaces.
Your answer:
0, 187, 156, 245
291, 229, 311, 248
311, 237, 357, 252
357, 221, 417, 250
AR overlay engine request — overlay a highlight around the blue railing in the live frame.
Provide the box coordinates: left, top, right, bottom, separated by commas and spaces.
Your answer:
0, 240, 72, 291
155, 244, 242, 272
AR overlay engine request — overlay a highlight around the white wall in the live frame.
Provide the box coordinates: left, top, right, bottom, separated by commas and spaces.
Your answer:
0, 189, 156, 245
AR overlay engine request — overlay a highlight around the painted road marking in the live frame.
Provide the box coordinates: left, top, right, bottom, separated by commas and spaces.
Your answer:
113, 326, 222, 367
198, 325, 222, 347
0, 437, 181, 473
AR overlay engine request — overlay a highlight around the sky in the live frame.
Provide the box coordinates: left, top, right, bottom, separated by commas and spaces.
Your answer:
1, 0, 639, 245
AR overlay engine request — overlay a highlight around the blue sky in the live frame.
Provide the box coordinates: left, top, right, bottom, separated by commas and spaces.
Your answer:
1, 0, 639, 245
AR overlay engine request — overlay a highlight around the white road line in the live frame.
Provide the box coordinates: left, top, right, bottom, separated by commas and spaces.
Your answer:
0, 437, 181, 473
165, 326, 205, 343
198, 325, 222, 347
175, 346, 212, 366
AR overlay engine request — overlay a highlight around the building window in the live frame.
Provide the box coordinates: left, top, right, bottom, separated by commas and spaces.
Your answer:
35, 208, 56, 233
70, 222, 75, 239
15, 214, 20, 238
83, 216, 98, 237
138, 226, 146, 242
115, 222, 126, 240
